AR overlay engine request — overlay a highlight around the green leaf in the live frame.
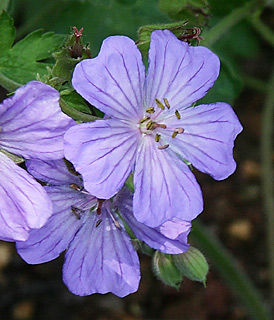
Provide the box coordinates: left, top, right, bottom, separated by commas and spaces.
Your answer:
60, 89, 92, 115
0, 11, 15, 54
0, 11, 65, 92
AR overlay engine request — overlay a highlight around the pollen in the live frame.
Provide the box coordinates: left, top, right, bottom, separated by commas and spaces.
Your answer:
146, 120, 154, 130
155, 133, 161, 142
155, 98, 165, 110
175, 110, 181, 120
140, 116, 150, 124
163, 98, 170, 109
146, 107, 155, 113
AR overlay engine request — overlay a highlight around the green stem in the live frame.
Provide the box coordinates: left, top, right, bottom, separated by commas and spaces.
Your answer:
202, 0, 264, 47
191, 221, 272, 320
0, 71, 21, 92
59, 98, 100, 122
261, 67, 274, 305
250, 10, 274, 49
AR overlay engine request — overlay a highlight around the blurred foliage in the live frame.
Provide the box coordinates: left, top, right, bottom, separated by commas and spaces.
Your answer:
11, 0, 168, 55
6, 0, 269, 106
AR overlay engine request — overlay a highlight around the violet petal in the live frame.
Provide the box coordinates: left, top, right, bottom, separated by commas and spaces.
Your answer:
0, 81, 75, 160
0, 152, 52, 241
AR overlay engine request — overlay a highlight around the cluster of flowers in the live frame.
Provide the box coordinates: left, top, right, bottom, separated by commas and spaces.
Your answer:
0, 30, 242, 297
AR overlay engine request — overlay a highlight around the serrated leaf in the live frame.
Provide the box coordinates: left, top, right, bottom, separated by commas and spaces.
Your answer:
0, 12, 65, 92
11, 30, 65, 61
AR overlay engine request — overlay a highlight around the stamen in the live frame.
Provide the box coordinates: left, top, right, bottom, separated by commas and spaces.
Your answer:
146, 120, 154, 130
70, 183, 83, 192
155, 133, 161, 142
175, 110, 181, 120
140, 116, 150, 124
109, 211, 122, 229
172, 127, 184, 138
95, 219, 102, 227
146, 107, 155, 113
155, 123, 167, 129
163, 98, 170, 109
71, 206, 84, 220
96, 199, 104, 215
175, 128, 184, 134
155, 98, 165, 110
158, 144, 169, 150
172, 131, 178, 139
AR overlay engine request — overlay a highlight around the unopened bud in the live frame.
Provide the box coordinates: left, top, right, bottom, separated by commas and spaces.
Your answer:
172, 246, 209, 286
152, 251, 182, 289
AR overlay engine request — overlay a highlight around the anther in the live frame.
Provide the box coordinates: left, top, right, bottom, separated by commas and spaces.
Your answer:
71, 206, 84, 220
158, 144, 169, 150
172, 127, 184, 138
96, 199, 104, 215
155, 133, 161, 142
70, 183, 83, 192
156, 123, 167, 129
163, 98, 170, 109
172, 131, 178, 139
109, 211, 122, 229
140, 116, 150, 124
95, 219, 102, 227
155, 98, 165, 110
175, 110, 181, 120
146, 107, 155, 113
146, 120, 154, 130
175, 128, 184, 134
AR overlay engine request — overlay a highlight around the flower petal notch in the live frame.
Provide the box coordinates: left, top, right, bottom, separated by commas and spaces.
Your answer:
66, 29, 243, 227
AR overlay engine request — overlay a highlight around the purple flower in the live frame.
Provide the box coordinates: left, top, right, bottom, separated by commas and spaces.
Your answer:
64, 30, 243, 228
16, 159, 192, 297
0, 81, 75, 241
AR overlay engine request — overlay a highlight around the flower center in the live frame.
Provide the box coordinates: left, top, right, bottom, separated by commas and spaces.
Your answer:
69, 184, 121, 229
139, 98, 184, 150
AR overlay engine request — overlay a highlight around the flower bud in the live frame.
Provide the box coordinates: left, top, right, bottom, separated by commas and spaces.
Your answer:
152, 251, 183, 289
172, 246, 209, 286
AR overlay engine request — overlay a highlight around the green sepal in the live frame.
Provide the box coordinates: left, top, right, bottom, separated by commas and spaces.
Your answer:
137, 20, 188, 56
51, 48, 81, 83
125, 173, 134, 193
152, 251, 183, 289
172, 246, 209, 286
0, 149, 25, 164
